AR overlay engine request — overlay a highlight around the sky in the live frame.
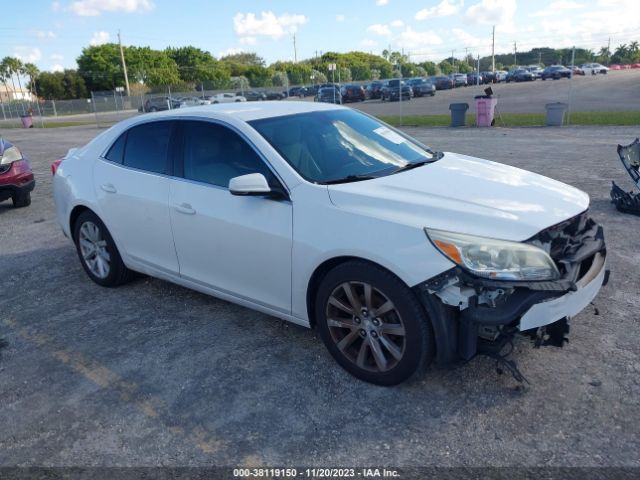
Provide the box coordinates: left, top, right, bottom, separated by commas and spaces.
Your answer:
2, 0, 640, 73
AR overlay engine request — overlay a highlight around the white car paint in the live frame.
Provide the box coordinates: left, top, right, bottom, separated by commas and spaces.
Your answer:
208, 93, 247, 104
53, 102, 603, 333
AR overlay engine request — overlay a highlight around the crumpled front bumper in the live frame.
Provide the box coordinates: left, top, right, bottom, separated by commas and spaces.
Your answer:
416, 211, 608, 363
519, 251, 606, 330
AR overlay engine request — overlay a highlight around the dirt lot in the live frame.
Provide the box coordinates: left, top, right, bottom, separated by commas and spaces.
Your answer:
0, 124, 639, 469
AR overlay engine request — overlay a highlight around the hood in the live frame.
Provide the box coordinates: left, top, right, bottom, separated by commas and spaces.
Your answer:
327, 152, 589, 241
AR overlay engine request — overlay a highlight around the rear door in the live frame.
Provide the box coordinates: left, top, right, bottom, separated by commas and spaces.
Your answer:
168, 120, 293, 315
94, 120, 179, 274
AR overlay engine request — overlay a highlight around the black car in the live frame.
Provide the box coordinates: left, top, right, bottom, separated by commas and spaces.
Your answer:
288, 86, 307, 97
366, 81, 385, 99
507, 68, 535, 82
142, 96, 181, 112
541, 65, 572, 80
431, 75, 453, 90
264, 91, 285, 100
340, 84, 366, 103
466, 71, 488, 86
240, 90, 267, 101
305, 85, 319, 97
406, 78, 435, 97
315, 87, 342, 104
481, 71, 495, 83
381, 80, 412, 101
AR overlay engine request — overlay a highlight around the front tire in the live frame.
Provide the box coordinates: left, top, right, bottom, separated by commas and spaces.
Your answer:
315, 261, 434, 385
73, 211, 133, 287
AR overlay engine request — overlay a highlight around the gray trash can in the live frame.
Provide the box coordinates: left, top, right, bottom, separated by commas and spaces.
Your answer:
545, 102, 568, 126
449, 103, 469, 127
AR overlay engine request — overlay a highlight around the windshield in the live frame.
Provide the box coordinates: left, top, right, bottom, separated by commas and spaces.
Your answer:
249, 109, 436, 184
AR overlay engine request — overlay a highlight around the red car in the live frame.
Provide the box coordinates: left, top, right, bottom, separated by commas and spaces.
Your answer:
0, 138, 35, 207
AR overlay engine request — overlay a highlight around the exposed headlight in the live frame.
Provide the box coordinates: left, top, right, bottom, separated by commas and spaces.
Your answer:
0, 146, 23, 166
425, 228, 560, 281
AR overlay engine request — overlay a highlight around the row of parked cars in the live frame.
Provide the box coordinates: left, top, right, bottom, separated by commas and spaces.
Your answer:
447, 63, 611, 87
314, 78, 437, 104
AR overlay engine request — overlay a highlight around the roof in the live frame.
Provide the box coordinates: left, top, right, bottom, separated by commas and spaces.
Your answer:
149, 100, 344, 122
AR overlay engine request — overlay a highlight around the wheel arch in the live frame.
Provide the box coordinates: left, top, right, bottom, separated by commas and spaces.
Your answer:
306, 255, 414, 329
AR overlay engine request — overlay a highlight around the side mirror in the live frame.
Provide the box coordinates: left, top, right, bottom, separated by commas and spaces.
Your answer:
229, 173, 272, 196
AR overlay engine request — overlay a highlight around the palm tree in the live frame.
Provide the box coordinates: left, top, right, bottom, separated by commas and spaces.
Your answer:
23, 63, 39, 97
1, 57, 19, 101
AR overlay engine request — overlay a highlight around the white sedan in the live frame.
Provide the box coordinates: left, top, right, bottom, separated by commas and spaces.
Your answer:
207, 93, 247, 104
52, 102, 607, 385
581, 63, 609, 75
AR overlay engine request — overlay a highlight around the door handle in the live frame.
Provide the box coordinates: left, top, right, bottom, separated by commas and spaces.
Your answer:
174, 203, 196, 215
100, 183, 117, 193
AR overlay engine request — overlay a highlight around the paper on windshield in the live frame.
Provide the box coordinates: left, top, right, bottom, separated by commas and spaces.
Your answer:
373, 126, 406, 145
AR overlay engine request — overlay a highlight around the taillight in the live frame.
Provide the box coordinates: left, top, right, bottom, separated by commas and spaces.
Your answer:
51, 159, 62, 175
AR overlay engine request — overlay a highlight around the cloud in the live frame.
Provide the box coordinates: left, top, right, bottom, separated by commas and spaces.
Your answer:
51, 64, 64, 72
390, 19, 404, 27
376, 0, 389, 5
51, 1, 60, 11
395, 27, 443, 49
89, 31, 110, 46
13, 47, 42, 63
50, 53, 65, 61
451, 28, 487, 49
336, 14, 345, 22
36, 30, 57, 38
530, 1, 583, 17
239, 36, 257, 45
68, 0, 154, 16
367, 23, 392, 36
415, 0, 462, 20
465, 0, 517, 32
233, 11, 308, 43
361, 39, 378, 47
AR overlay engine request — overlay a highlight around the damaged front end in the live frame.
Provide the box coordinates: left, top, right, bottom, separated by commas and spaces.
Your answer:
610, 138, 640, 216
415, 211, 608, 371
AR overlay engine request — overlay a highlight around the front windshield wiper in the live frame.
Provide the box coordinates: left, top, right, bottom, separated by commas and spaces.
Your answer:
321, 174, 378, 185
391, 156, 443, 175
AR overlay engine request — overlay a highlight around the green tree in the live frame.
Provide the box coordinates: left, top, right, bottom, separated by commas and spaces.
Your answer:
271, 71, 288, 86
224, 52, 265, 66
34, 71, 65, 99
23, 63, 39, 97
166, 46, 223, 84
438, 60, 453, 75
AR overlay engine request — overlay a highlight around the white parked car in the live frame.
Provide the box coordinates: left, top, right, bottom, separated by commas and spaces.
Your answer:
178, 96, 211, 108
207, 93, 247, 104
52, 102, 607, 385
494, 70, 508, 82
580, 63, 609, 75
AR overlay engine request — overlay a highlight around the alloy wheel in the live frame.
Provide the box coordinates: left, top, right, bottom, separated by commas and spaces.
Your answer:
325, 281, 406, 373
78, 221, 111, 279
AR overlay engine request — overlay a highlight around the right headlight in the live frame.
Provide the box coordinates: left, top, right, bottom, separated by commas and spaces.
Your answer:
425, 228, 560, 281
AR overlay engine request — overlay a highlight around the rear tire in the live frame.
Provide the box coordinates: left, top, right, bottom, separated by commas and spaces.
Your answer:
12, 191, 31, 208
73, 210, 133, 287
315, 261, 434, 385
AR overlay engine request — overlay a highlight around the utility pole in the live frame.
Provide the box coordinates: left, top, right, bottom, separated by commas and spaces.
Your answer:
513, 41, 517, 66
491, 25, 495, 72
293, 33, 298, 62
538, 51, 542, 65
118, 30, 130, 97
607, 37, 611, 65
451, 49, 455, 72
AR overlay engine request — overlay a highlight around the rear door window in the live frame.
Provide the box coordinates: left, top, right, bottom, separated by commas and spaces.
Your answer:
122, 121, 173, 174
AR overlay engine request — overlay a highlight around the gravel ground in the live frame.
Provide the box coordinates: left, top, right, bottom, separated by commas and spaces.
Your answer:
0, 124, 639, 469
